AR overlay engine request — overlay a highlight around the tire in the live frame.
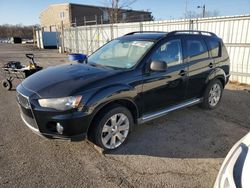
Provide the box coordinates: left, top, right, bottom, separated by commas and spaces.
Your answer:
2, 79, 12, 90
92, 105, 134, 150
200, 79, 223, 110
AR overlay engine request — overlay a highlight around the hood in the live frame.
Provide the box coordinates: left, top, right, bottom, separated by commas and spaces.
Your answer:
21, 63, 115, 98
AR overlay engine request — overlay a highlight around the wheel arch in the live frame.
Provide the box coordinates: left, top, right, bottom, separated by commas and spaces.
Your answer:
205, 68, 227, 87
199, 68, 226, 98
86, 98, 139, 140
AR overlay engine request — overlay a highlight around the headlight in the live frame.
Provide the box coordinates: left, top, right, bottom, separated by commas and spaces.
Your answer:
38, 96, 82, 111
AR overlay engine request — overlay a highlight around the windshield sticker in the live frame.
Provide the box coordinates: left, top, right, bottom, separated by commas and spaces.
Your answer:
131, 41, 149, 48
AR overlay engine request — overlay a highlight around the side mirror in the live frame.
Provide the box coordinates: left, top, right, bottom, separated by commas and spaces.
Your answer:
68, 53, 87, 63
150, 60, 167, 72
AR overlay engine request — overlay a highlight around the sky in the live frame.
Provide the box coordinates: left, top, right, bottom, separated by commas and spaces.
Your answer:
0, 0, 249, 25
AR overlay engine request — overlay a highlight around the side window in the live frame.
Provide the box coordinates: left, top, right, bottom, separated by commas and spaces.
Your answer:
186, 38, 209, 61
206, 38, 221, 58
151, 39, 182, 66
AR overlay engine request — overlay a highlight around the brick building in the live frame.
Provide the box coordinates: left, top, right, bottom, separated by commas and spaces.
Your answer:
40, 3, 153, 31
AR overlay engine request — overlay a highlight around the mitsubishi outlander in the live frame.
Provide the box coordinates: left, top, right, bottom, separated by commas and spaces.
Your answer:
16, 30, 230, 150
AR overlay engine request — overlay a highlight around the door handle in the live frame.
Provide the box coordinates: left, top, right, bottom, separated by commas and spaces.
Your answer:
179, 70, 187, 76
209, 63, 213, 68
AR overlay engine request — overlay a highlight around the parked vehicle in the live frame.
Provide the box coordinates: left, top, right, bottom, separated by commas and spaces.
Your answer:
1, 54, 42, 90
16, 30, 230, 150
214, 132, 250, 188
10, 37, 22, 44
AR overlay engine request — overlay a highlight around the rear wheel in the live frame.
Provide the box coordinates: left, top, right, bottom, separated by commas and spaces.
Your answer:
201, 79, 223, 110
92, 106, 133, 150
2, 79, 12, 90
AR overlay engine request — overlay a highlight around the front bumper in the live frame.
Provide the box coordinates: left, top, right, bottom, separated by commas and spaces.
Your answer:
16, 85, 90, 141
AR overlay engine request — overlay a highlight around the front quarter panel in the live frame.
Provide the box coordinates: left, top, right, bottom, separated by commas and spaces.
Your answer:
85, 84, 139, 114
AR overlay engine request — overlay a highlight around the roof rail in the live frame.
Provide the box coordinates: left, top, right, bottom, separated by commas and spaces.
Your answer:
167, 30, 217, 37
124, 31, 168, 36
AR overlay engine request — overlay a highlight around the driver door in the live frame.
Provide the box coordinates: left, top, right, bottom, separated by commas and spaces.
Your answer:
142, 37, 189, 114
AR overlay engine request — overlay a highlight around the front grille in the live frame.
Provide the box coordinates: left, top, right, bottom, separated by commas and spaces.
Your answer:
20, 108, 39, 129
17, 92, 30, 109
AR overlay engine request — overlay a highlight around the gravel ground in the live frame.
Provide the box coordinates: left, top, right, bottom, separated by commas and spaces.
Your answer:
0, 44, 249, 188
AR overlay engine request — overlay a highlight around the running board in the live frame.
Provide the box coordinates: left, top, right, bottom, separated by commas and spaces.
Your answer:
138, 98, 202, 124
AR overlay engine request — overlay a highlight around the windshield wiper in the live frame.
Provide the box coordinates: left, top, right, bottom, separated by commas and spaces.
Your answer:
88, 62, 122, 70
88, 63, 104, 68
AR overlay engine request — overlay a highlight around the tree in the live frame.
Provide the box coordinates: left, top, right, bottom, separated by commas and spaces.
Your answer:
184, 10, 220, 19
102, 0, 137, 23
0, 24, 35, 39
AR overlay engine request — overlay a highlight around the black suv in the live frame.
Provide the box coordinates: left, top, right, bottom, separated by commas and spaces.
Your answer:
16, 30, 230, 150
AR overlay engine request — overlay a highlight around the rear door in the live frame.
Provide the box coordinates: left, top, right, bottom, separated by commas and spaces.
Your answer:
183, 35, 214, 99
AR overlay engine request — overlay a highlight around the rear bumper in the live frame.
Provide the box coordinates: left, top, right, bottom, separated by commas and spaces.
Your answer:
16, 85, 90, 141
226, 74, 230, 84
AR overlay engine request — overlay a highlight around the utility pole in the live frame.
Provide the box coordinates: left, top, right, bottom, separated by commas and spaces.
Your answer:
32, 26, 36, 46
60, 21, 64, 53
185, 0, 188, 19
197, 4, 205, 18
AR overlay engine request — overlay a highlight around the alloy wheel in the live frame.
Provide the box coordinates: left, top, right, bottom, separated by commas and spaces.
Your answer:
208, 83, 221, 107
101, 113, 130, 149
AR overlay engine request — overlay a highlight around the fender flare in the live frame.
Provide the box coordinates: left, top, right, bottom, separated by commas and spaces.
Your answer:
85, 84, 139, 115
205, 68, 226, 86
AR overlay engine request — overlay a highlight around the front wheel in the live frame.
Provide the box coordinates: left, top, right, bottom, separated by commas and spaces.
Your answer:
201, 79, 223, 110
92, 106, 133, 150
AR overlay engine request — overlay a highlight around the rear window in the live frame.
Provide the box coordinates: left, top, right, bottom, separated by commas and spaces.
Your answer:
206, 38, 221, 58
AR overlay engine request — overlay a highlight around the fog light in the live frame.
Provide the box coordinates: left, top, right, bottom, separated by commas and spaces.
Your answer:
56, 123, 63, 135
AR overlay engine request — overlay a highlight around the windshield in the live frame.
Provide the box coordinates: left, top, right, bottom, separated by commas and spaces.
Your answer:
88, 39, 154, 69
